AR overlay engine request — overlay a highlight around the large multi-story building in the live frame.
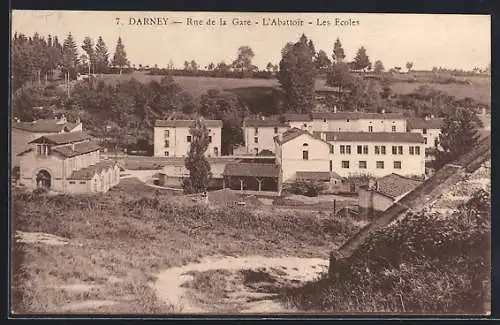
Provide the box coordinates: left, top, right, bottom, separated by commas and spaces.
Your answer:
242, 119, 290, 155
153, 119, 222, 157
274, 128, 425, 183
17, 131, 120, 194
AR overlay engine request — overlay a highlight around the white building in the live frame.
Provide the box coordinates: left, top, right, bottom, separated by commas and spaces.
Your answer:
243, 118, 290, 155
407, 117, 444, 161
310, 112, 407, 133
154, 119, 222, 157
315, 131, 426, 178
274, 128, 425, 184
17, 131, 120, 194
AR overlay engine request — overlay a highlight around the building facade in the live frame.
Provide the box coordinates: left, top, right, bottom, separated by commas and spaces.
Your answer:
18, 131, 120, 194
407, 117, 444, 161
310, 112, 407, 133
243, 119, 290, 155
154, 119, 222, 157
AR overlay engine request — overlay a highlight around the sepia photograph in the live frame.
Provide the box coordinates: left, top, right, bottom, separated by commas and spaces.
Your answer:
10, 10, 491, 316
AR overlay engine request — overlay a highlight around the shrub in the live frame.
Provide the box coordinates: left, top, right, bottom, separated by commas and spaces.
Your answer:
32, 187, 47, 196
288, 181, 326, 197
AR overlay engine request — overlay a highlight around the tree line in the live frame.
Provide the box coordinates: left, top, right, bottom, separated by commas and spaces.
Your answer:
12, 32, 130, 90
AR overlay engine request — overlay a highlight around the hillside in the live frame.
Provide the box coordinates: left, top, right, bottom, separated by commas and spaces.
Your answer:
94, 72, 490, 104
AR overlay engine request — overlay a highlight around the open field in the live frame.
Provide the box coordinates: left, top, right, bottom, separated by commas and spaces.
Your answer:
12, 178, 361, 314
95, 73, 490, 104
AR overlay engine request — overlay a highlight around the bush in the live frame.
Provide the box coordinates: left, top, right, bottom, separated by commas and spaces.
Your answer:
287, 181, 326, 197
32, 187, 47, 196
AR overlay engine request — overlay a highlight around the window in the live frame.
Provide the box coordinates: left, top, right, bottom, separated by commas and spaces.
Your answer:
323, 118, 327, 123
398, 146, 403, 155
415, 146, 420, 155
394, 161, 402, 169
214, 147, 219, 156
376, 161, 384, 169
274, 127, 278, 134
357, 145, 362, 154
69, 181, 76, 184
164, 140, 169, 148
368, 126, 373, 132
392, 146, 397, 155
254, 148, 258, 155
375, 146, 380, 155
342, 160, 350, 168
423, 128, 427, 134
346, 119, 350, 122
359, 161, 367, 169
303, 150, 309, 160
79, 181, 86, 184
187, 136, 192, 142
363, 145, 369, 154
36, 144, 50, 156
164, 151, 169, 157
303, 143, 309, 147
254, 127, 259, 135
208, 136, 212, 143
329, 145, 334, 154
409, 146, 415, 155
329, 160, 333, 171
392, 125, 396, 132
303, 123, 307, 128
424, 137, 428, 145
340, 145, 345, 154
346, 145, 351, 154
254, 137, 259, 144
381, 146, 386, 155
164, 130, 170, 137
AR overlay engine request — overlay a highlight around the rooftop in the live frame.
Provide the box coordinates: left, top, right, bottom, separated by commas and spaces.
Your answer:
222, 163, 280, 178
312, 131, 425, 143
243, 119, 290, 127
29, 131, 92, 145
407, 117, 444, 130
276, 128, 331, 146
367, 173, 423, 199
68, 160, 118, 180
311, 112, 405, 121
12, 118, 80, 133
155, 119, 223, 128
52, 141, 102, 158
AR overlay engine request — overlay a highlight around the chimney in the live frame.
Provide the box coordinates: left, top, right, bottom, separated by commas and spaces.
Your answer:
333, 105, 337, 113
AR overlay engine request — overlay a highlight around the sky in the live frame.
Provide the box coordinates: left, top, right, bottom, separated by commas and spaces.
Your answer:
11, 11, 491, 71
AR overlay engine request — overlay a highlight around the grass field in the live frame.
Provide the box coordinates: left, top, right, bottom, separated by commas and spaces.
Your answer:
12, 178, 360, 314
96, 72, 490, 104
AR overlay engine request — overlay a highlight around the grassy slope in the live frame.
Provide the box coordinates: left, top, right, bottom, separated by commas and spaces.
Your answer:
97, 72, 490, 104
12, 178, 360, 314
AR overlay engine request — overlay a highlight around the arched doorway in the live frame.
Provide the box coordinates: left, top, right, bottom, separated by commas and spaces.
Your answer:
36, 170, 51, 189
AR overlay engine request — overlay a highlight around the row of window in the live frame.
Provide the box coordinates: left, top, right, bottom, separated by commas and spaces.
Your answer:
36, 144, 50, 156
254, 127, 280, 136
336, 145, 421, 155
164, 135, 212, 147
338, 160, 402, 169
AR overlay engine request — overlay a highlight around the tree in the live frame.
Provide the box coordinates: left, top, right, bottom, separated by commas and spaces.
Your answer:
232, 46, 255, 74
62, 33, 79, 98
81, 37, 95, 74
277, 35, 317, 114
433, 107, 482, 170
314, 50, 332, 72
183, 118, 211, 194
352, 46, 371, 71
207, 62, 215, 71
326, 62, 353, 95
332, 38, 346, 63
184, 60, 190, 71
374, 60, 385, 74
190, 60, 198, 71
94, 36, 109, 74
266, 62, 274, 72
406, 61, 414, 73
112, 37, 129, 74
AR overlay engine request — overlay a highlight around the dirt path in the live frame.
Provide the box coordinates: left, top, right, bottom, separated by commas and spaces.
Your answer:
152, 255, 328, 313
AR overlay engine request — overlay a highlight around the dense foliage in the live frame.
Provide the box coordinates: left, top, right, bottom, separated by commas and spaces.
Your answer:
286, 189, 491, 314
183, 118, 211, 194
287, 181, 326, 197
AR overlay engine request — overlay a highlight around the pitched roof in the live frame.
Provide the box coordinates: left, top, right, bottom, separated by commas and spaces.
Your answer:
407, 117, 444, 130
52, 141, 102, 158
311, 112, 405, 121
222, 163, 280, 178
268, 114, 312, 122
155, 119, 223, 128
29, 131, 92, 145
296, 171, 342, 181
12, 119, 80, 133
243, 119, 290, 127
275, 128, 332, 146
68, 160, 118, 180
312, 131, 425, 143
372, 173, 423, 199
